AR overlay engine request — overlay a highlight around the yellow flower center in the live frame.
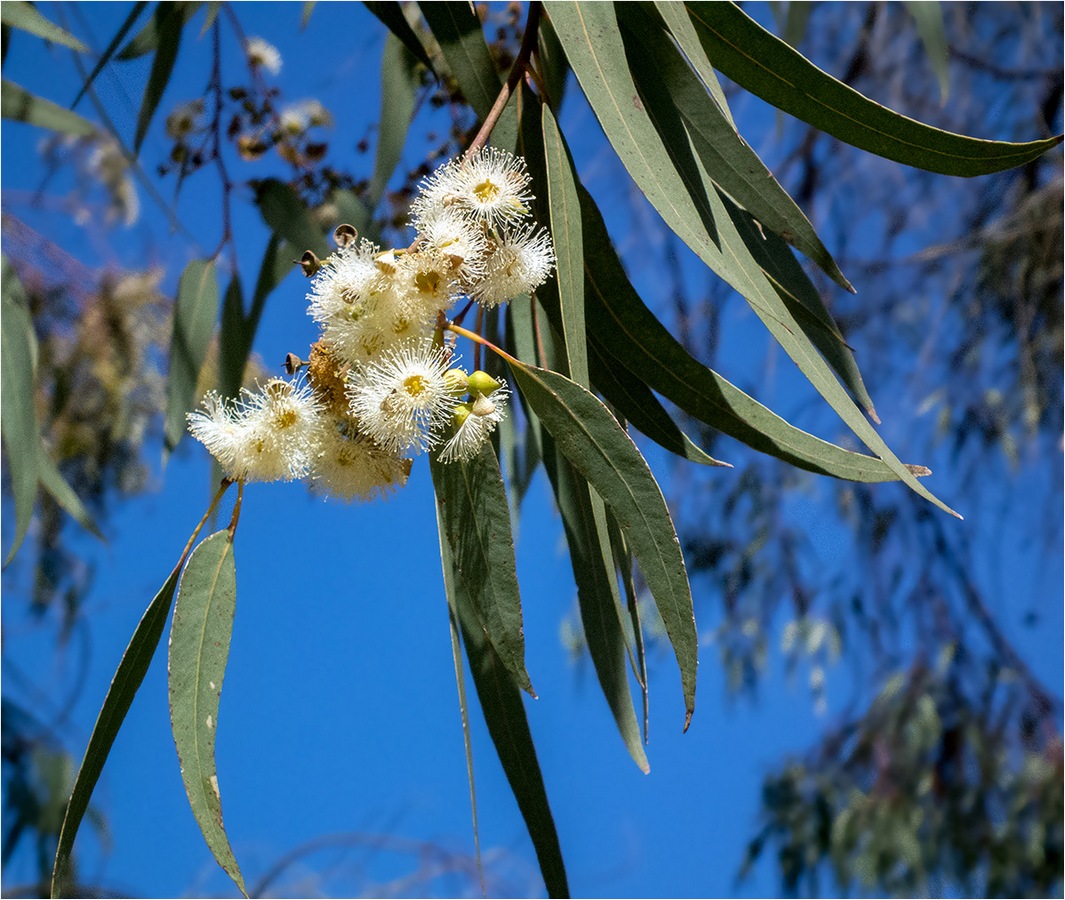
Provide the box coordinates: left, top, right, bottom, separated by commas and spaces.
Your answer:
473, 178, 501, 204
403, 374, 429, 397
415, 270, 440, 294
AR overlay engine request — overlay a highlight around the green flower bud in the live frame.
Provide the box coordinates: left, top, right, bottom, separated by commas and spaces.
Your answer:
467, 370, 502, 397
452, 402, 472, 428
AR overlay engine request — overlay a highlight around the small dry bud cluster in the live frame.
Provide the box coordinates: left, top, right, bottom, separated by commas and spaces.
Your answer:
188, 148, 555, 500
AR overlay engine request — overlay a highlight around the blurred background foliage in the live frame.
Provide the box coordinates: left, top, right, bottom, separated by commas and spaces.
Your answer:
2, 1, 1061, 896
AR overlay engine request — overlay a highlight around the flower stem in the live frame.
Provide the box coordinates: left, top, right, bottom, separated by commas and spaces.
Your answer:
466, 2, 543, 157
447, 321, 522, 368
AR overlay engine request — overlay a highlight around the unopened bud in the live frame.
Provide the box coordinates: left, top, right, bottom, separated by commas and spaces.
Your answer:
333, 223, 357, 248
471, 393, 496, 417
452, 403, 472, 428
297, 250, 320, 277
467, 370, 502, 397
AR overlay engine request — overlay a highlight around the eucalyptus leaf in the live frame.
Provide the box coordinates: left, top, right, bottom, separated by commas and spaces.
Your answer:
133, 3, 183, 153
683, 1, 1060, 175
71, 2, 149, 108
217, 274, 247, 402
2, 80, 94, 135
363, 1, 433, 70
370, 33, 418, 205
165, 259, 219, 452
509, 362, 698, 728
300, 1, 316, 30
116, 1, 201, 60
254, 179, 330, 258
430, 442, 534, 696
51, 564, 182, 897
1, 256, 39, 565
435, 499, 569, 899
0, 2, 88, 53
904, 0, 950, 103
37, 447, 104, 542
168, 530, 246, 896
419, 1, 501, 119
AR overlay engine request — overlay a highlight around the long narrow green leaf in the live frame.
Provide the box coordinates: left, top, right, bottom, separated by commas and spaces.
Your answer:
51, 565, 182, 897
683, 1, 1061, 175
555, 460, 649, 771
71, 2, 148, 109
430, 442, 533, 695
510, 362, 698, 729
300, 2, 316, 30
370, 33, 418, 205
435, 497, 569, 899
249, 233, 295, 335
904, 1, 949, 103
536, 13, 569, 110
621, 2, 853, 293
1, 256, 39, 565
363, 1, 433, 70
116, 1, 200, 59
199, 1, 222, 37
37, 447, 104, 542
2, 80, 94, 135
577, 188, 932, 483
168, 530, 246, 896
217, 274, 247, 402
165, 259, 219, 451
0, 2, 88, 52
419, 2, 500, 120
606, 512, 649, 744
652, 0, 734, 126
541, 104, 587, 387
133, 4, 182, 153
254, 179, 330, 259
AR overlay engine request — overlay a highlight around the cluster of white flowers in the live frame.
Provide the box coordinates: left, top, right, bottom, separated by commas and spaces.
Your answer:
188, 148, 555, 501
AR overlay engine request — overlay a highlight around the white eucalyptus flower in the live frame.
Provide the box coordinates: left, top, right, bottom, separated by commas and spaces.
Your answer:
473, 224, 556, 307
310, 426, 412, 502
438, 385, 509, 463
412, 148, 533, 227
245, 37, 282, 75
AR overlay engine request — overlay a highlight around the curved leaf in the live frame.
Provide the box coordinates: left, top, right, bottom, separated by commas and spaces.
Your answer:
435, 499, 569, 899
168, 530, 246, 896
370, 33, 418, 205
363, 1, 433, 71
419, 2, 500, 120
0, 2, 88, 53
71, 2, 149, 109
254, 179, 330, 258
683, 1, 1061, 175
576, 189, 932, 483
509, 362, 698, 729
51, 565, 181, 897
133, 4, 183, 153
116, 1, 200, 59
37, 448, 104, 542
541, 103, 587, 387
1, 256, 39, 565
620, 2, 853, 293
2, 80, 94, 135
430, 442, 533, 696
904, 1, 950, 103
165, 259, 219, 451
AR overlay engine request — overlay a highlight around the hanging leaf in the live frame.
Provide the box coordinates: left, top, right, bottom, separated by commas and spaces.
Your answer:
254, 179, 331, 258
37, 447, 104, 542
430, 442, 534, 696
165, 259, 219, 452
132, 3, 183, 154
2, 80, 94, 135
541, 104, 587, 387
536, 13, 569, 110
509, 361, 698, 729
904, 0, 950, 104
199, 1, 222, 37
300, 1, 316, 30
369, 33, 419, 205
619, 2, 853, 293
1, 255, 39, 565
576, 189, 932, 483
116, 1, 201, 59
217, 274, 247, 403
606, 512, 649, 745
554, 459, 649, 771
419, 2, 500, 120
51, 565, 182, 897
71, 2, 149, 108
363, 1, 433, 70
435, 500, 570, 899
168, 530, 246, 896
683, 2, 1061, 175
0, 2, 88, 52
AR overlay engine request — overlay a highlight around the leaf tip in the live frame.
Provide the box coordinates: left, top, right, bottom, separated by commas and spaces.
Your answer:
905, 463, 932, 478
868, 406, 881, 426
682, 708, 694, 733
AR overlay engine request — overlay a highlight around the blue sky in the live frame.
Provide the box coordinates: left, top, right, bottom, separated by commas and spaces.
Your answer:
2, 3, 1062, 897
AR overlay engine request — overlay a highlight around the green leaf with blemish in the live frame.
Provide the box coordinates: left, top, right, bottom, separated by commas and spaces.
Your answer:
509, 361, 698, 729
165, 259, 219, 452
168, 530, 246, 897
683, 1, 1060, 175
430, 442, 534, 696
2, 80, 94, 135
